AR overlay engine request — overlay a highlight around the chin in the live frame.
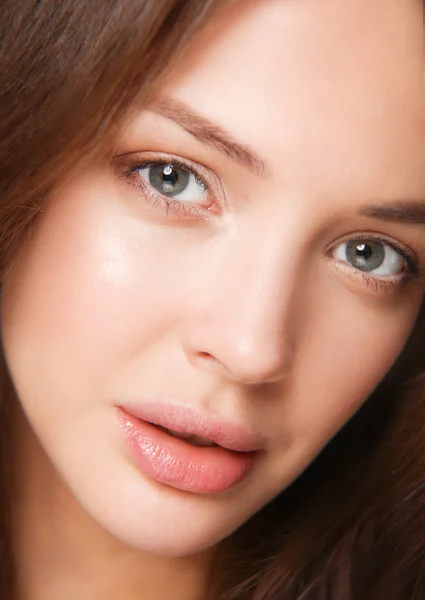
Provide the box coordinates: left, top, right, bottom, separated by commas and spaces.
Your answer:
70, 472, 247, 557
93, 509, 234, 558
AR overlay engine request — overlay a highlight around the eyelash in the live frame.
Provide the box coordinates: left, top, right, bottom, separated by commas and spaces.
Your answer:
329, 233, 425, 293
117, 154, 425, 294
121, 155, 214, 219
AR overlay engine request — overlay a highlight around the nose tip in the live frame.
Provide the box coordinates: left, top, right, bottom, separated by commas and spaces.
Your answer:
187, 327, 294, 386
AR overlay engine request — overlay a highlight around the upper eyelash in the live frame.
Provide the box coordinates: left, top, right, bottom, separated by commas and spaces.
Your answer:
348, 234, 419, 278
129, 157, 209, 192
121, 156, 214, 218
331, 233, 425, 290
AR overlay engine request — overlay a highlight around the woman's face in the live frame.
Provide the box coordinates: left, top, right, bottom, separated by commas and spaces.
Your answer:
2, 0, 425, 556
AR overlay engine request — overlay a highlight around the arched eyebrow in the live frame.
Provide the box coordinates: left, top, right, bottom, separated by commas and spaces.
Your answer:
359, 202, 425, 225
148, 97, 270, 179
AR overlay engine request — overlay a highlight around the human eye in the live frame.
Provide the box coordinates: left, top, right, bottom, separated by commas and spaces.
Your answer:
330, 233, 424, 292
116, 153, 221, 219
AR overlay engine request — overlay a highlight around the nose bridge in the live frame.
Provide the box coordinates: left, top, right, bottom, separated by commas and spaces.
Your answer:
184, 225, 301, 385
226, 230, 297, 333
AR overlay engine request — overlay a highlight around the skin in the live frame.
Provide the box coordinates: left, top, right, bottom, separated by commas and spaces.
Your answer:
2, 0, 425, 598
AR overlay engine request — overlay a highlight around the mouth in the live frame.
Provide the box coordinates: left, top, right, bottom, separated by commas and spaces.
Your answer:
116, 405, 262, 494
156, 425, 218, 447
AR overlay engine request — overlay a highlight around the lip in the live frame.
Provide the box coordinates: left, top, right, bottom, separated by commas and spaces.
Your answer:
116, 403, 263, 494
120, 401, 264, 452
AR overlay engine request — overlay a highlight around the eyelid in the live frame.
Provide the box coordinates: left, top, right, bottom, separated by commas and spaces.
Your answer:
115, 151, 226, 214
327, 231, 419, 272
326, 231, 425, 293
328, 257, 407, 296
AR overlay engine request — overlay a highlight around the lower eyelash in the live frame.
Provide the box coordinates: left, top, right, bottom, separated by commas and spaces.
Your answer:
331, 233, 425, 292
143, 186, 205, 219
360, 272, 409, 293
124, 158, 212, 219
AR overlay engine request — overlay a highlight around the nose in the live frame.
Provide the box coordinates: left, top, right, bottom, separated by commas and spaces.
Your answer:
182, 240, 297, 386
186, 323, 294, 385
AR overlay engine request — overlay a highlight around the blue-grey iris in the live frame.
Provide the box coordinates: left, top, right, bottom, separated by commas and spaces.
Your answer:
148, 164, 190, 197
345, 240, 385, 272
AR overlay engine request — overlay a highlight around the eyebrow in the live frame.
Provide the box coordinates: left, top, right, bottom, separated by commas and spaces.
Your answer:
148, 97, 269, 178
359, 202, 425, 226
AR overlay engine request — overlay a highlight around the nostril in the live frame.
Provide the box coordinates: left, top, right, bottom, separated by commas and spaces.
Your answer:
197, 351, 217, 362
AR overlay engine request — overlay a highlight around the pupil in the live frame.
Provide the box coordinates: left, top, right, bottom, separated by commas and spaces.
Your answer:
162, 165, 178, 187
356, 243, 372, 259
148, 163, 190, 196
345, 239, 385, 272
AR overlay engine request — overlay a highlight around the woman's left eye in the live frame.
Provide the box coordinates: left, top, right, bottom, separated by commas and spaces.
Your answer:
137, 163, 209, 205
333, 238, 406, 277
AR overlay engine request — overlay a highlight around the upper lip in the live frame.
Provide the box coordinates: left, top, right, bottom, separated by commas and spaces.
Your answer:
119, 401, 264, 453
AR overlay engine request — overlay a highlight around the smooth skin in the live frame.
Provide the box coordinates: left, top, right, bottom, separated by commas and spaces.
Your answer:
3, 1, 425, 599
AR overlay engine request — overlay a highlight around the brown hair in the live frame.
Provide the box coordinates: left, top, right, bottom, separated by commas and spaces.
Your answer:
0, 0, 228, 595
1, 2, 425, 599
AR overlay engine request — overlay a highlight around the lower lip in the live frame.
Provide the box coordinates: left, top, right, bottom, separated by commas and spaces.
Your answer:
117, 408, 257, 494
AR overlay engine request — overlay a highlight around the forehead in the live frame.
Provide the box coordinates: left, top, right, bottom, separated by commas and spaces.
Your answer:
160, 0, 425, 197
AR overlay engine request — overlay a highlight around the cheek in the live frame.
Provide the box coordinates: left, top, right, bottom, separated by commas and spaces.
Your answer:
283, 284, 420, 460
0, 178, 187, 425
251, 289, 422, 510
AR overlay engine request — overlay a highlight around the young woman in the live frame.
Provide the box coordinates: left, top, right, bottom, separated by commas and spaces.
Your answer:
1, 0, 425, 598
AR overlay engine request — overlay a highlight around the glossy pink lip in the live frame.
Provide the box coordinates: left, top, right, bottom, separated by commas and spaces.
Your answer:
120, 401, 264, 452
116, 403, 263, 493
